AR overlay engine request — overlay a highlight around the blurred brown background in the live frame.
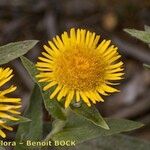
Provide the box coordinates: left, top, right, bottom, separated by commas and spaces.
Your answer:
0, 0, 150, 142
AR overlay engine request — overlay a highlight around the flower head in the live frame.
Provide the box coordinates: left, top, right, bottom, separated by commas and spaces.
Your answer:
36, 28, 124, 108
0, 67, 21, 138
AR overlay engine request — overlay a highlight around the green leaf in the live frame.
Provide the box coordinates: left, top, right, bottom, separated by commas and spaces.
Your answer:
52, 111, 144, 144
0, 116, 31, 131
20, 56, 66, 121
43, 90, 66, 121
69, 134, 150, 150
7, 116, 31, 126
144, 25, 150, 47
70, 102, 109, 130
143, 64, 150, 69
43, 122, 52, 137
0, 147, 6, 150
15, 85, 43, 150
124, 29, 150, 43
145, 25, 150, 33
0, 40, 38, 65
44, 119, 66, 142
20, 56, 39, 83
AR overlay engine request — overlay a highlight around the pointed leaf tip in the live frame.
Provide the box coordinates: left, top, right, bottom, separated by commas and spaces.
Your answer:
0, 40, 39, 65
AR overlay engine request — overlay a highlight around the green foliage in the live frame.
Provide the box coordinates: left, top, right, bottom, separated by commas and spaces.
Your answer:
7, 116, 31, 126
20, 56, 67, 121
0, 40, 38, 65
15, 85, 43, 150
124, 26, 150, 69
143, 64, 150, 69
70, 103, 109, 130
145, 25, 150, 33
51, 111, 143, 144
69, 134, 150, 150
124, 28, 150, 44
0, 116, 31, 131
145, 25, 150, 48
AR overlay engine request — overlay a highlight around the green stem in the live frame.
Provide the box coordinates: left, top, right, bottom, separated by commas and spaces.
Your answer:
44, 107, 72, 141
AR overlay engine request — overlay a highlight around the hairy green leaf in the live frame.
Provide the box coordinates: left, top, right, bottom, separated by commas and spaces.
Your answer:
0, 40, 38, 65
69, 134, 150, 150
44, 119, 66, 142
70, 103, 109, 129
144, 25, 150, 47
124, 29, 150, 43
20, 56, 39, 83
143, 64, 150, 69
52, 112, 144, 144
43, 90, 66, 121
0, 116, 31, 131
8, 116, 31, 126
15, 85, 43, 150
20, 56, 66, 120
145, 25, 150, 33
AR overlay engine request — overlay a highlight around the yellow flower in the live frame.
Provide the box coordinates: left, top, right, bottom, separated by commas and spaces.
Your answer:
0, 67, 21, 138
36, 28, 124, 108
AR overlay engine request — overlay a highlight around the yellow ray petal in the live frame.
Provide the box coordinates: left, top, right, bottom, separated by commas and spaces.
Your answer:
42, 52, 53, 60
53, 36, 64, 50
91, 91, 104, 102
36, 68, 52, 72
76, 29, 81, 44
104, 46, 117, 57
88, 32, 96, 48
80, 29, 86, 44
108, 73, 124, 77
96, 87, 108, 96
0, 130, 6, 138
0, 98, 21, 103
0, 68, 12, 80
0, 104, 21, 110
43, 81, 57, 91
50, 85, 62, 99
48, 41, 59, 52
101, 40, 111, 53
65, 90, 74, 108
43, 45, 58, 58
7, 110, 21, 115
57, 86, 68, 101
70, 28, 76, 43
36, 62, 53, 69
93, 35, 100, 47
61, 32, 70, 46
76, 91, 80, 102
85, 31, 91, 46
107, 67, 123, 73
80, 91, 91, 107
36, 72, 53, 78
0, 112, 19, 121
0, 86, 16, 96
0, 124, 13, 131
84, 91, 96, 104
96, 39, 106, 50
102, 84, 119, 93
38, 57, 53, 63
0, 75, 13, 87
38, 78, 52, 82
